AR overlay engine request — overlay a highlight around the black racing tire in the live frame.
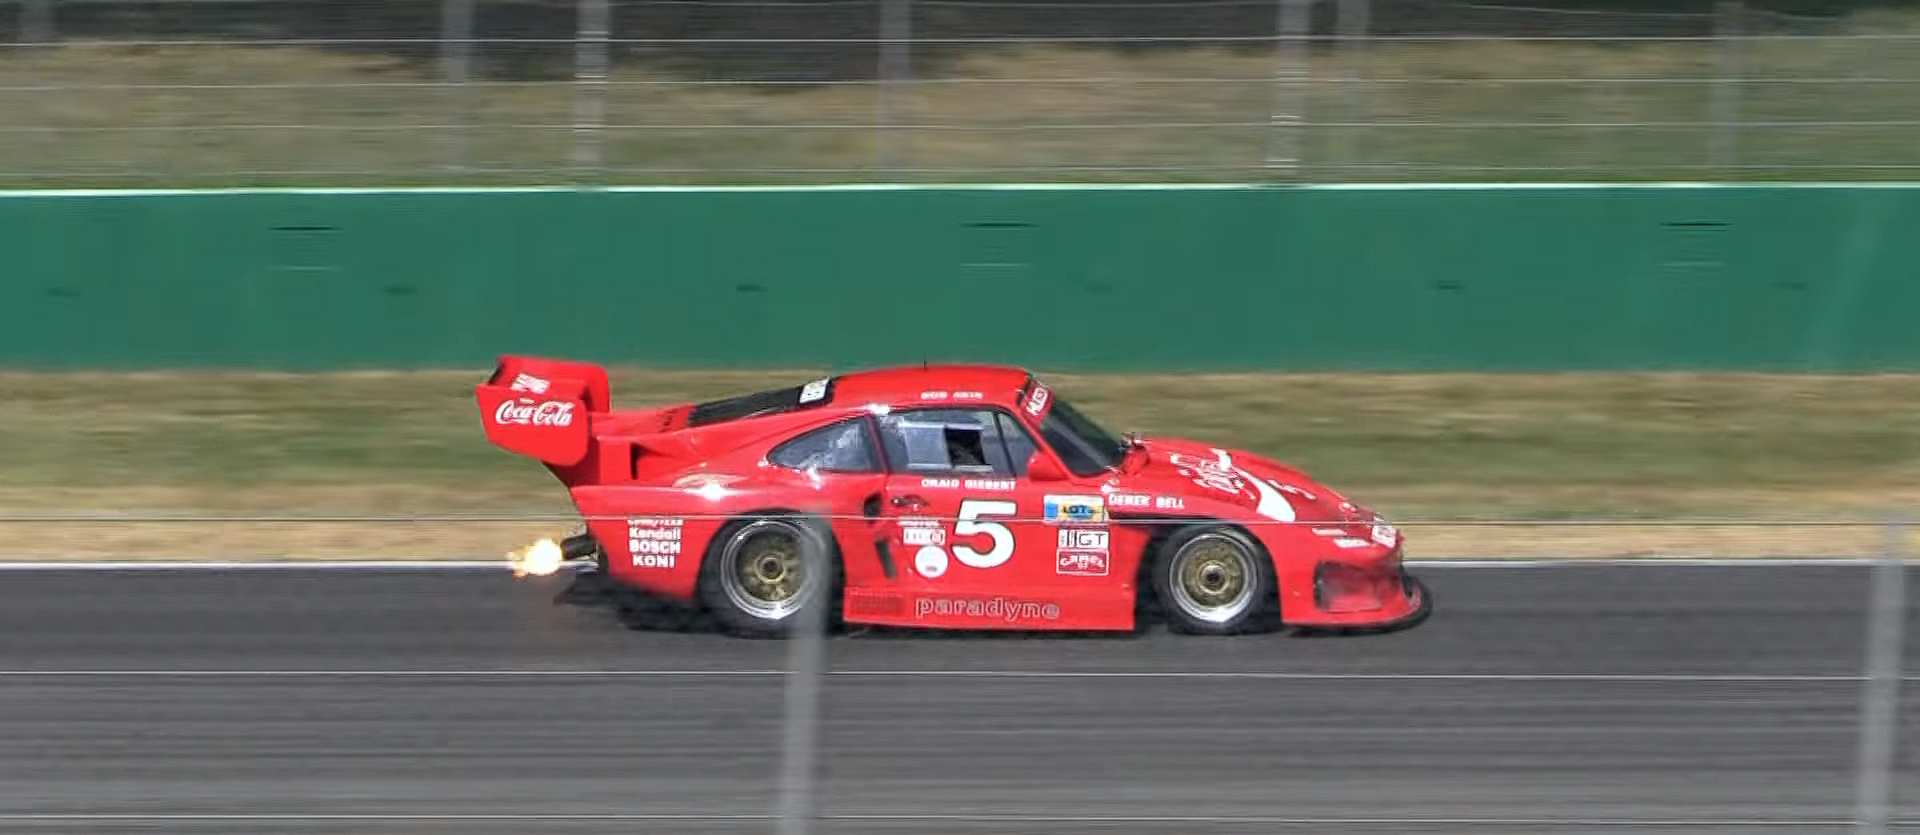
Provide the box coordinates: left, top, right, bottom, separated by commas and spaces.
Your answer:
1149, 523, 1277, 635
695, 512, 843, 639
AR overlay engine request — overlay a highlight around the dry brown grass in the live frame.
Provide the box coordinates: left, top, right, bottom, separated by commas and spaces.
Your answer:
1, 368, 1916, 560
2, 8, 1918, 185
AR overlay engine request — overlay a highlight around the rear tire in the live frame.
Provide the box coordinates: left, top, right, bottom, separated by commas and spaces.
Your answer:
696, 513, 842, 639
1149, 524, 1275, 635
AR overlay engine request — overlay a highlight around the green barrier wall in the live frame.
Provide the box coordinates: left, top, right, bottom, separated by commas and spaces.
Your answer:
3, 185, 1916, 371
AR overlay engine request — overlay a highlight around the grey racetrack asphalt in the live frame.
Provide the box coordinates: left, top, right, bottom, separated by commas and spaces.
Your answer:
0, 562, 1913, 835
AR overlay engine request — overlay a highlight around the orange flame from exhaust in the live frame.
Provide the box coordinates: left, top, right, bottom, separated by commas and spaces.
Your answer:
508, 537, 565, 578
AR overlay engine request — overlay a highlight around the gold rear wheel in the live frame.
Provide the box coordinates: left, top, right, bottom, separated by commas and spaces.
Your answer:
699, 514, 841, 638
716, 519, 819, 620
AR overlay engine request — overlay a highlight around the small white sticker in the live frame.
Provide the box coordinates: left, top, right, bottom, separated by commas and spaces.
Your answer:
1057, 528, 1109, 550
914, 546, 949, 578
1025, 385, 1050, 416
1370, 523, 1398, 547
903, 526, 946, 547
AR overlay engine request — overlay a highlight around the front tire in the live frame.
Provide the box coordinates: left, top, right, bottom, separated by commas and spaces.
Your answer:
696, 513, 841, 638
1150, 524, 1275, 635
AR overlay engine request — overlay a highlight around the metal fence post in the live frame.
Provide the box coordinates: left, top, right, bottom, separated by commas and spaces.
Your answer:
1851, 515, 1906, 835
1265, 0, 1314, 180
774, 511, 831, 835
875, 0, 914, 177
572, 0, 611, 181
20, 0, 53, 43
441, 0, 476, 172
1708, 0, 1745, 175
1331, 0, 1369, 177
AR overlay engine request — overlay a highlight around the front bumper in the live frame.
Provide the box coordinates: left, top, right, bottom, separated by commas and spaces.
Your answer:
1278, 543, 1431, 630
1314, 556, 1414, 613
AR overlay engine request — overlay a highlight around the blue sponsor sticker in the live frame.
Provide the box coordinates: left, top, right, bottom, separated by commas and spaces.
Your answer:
1043, 494, 1107, 524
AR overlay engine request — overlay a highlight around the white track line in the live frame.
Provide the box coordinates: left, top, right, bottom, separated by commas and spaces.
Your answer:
0, 813, 1891, 826
0, 557, 1900, 570
1406, 558, 1904, 568
7, 181, 1914, 198
0, 670, 1904, 682
0, 560, 507, 570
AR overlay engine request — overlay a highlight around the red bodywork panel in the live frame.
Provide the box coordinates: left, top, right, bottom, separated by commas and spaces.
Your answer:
475, 355, 1425, 632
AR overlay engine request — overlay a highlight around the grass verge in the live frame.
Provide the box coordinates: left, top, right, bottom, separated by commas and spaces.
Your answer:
2, 8, 1918, 186
1, 368, 1916, 560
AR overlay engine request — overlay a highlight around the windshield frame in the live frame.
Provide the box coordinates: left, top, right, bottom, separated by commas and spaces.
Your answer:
1029, 388, 1130, 478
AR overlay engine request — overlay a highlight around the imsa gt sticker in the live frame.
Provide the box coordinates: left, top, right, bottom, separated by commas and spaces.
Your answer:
1055, 527, 1110, 576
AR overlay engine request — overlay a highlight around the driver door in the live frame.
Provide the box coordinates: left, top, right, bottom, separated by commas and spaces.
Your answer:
869, 407, 1061, 604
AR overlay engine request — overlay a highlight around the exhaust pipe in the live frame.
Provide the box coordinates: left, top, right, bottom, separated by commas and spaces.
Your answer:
560, 532, 601, 560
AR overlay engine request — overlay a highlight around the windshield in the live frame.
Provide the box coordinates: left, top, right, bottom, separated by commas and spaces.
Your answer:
1036, 396, 1130, 477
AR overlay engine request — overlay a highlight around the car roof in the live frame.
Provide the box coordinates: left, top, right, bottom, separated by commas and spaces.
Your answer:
829, 363, 1034, 408
680, 363, 1036, 430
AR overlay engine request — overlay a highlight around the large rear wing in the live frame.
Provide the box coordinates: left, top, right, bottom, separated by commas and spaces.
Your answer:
473, 354, 612, 466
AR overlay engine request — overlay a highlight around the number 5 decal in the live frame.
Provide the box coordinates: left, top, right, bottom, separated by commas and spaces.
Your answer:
953, 499, 1017, 569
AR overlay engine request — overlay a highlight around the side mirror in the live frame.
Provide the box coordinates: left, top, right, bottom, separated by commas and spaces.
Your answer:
1025, 450, 1069, 482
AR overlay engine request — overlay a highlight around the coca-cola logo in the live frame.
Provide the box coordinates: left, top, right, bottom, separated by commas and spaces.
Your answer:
1169, 451, 1243, 494
493, 398, 575, 427
509, 372, 550, 394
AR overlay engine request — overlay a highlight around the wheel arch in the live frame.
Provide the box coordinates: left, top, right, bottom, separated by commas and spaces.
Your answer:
1122, 513, 1274, 622
696, 505, 847, 569
693, 506, 849, 637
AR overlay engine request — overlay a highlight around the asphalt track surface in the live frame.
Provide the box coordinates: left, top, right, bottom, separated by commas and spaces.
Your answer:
0, 562, 1914, 835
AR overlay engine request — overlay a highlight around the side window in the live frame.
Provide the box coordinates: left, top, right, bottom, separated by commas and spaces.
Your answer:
994, 412, 1040, 477
767, 418, 880, 473
874, 408, 1025, 477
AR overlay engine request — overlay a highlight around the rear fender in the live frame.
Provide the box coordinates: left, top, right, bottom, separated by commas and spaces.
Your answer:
572, 484, 852, 601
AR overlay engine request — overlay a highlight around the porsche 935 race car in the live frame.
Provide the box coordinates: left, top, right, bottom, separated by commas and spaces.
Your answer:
476, 355, 1430, 637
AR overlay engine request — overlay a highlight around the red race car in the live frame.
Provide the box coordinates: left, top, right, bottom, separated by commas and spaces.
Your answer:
476, 355, 1430, 637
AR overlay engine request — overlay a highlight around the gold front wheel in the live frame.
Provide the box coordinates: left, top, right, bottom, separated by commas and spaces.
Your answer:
1152, 526, 1272, 635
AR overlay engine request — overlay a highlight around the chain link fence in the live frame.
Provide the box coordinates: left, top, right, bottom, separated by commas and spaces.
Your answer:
1, 0, 1916, 186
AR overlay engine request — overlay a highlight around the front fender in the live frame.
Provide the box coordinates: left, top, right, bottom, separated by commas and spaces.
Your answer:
1256, 524, 1412, 626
